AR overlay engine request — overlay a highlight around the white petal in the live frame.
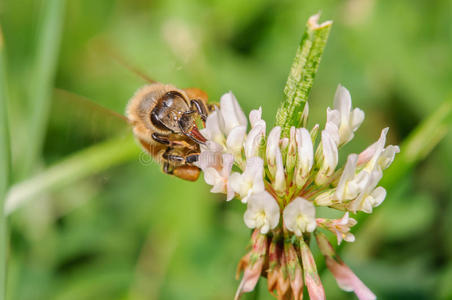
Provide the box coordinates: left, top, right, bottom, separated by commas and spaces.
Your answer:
326, 107, 341, 128
219, 92, 247, 135
370, 186, 386, 208
244, 123, 266, 159
244, 191, 280, 233
230, 157, 265, 203
351, 108, 365, 130
315, 130, 338, 185
334, 84, 352, 119
379, 145, 400, 169
335, 154, 358, 201
226, 126, 246, 155
357, 127, 388, 169
328, 85, 365, 145
285, 127, 297, 174
294, 128, 313, 186
266, 126, 281, 178
249, 107, 263, 128
273, 143, 286, 193
283, 197, 316, 235
201, 111, 225, 145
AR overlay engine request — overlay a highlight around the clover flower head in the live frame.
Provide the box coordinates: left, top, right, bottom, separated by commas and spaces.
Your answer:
197, 86, 398, 300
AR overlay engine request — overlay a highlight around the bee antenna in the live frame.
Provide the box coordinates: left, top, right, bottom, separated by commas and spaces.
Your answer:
91, 39, 157, 84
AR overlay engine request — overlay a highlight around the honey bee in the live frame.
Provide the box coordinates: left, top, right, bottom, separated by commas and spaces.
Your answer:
126, 83, 214, 181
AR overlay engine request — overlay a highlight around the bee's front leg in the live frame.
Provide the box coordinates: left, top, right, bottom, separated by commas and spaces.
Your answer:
190, 99, 208, 122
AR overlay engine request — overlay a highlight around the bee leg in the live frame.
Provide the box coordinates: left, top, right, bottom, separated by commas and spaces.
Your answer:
152, 132, 194, 149
162, 162, 174, 174
162, 148, 185, 163
186, 153, 199, 164
190, 99, 208, 122
152, 133, 170, 145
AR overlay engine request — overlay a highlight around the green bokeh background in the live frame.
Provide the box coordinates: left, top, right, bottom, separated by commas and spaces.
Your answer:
1, 0, 451, 299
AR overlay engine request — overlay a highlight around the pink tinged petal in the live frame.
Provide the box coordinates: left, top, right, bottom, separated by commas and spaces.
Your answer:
284, 241, 304, 300
197, 142, 223, 169
300, 240, 326, 300
219, 92, 247, 135
357, 127, 388, 168
235, 230, 268, 300
316, 233, 376, 300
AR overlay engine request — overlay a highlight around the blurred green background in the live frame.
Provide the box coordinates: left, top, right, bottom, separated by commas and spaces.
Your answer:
1, 0, 451, 299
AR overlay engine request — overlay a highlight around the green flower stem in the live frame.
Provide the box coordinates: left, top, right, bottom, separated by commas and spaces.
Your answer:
276, 14, 332, 137
5, 135, 140, 215
0, 26, 11, 300
21, 0, 66, 178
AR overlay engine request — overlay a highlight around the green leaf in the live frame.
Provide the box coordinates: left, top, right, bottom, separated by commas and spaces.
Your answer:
0, 25, 10, 300
275, 14, 332, 137
5, 135, 140, 215
21, 0, 66, 178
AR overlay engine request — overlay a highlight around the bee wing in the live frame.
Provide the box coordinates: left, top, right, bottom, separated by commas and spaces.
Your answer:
51, 89, 130, 144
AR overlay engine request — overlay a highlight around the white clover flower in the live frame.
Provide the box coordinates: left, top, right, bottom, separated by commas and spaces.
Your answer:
244, 191, 280, 234
283, 197, 317, 235
229, 157, 265, 203
327, 85, 365, 146
203, 153, 235, 200
197, 85, 398, 300
294, 127, 314, 187
218, 91, 248, 135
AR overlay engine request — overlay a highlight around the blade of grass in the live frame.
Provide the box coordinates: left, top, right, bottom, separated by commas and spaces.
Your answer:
0, 26, 11, 300
21, 0, 66, 178
275, 14, 332, 137
5, 135, 140, 215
